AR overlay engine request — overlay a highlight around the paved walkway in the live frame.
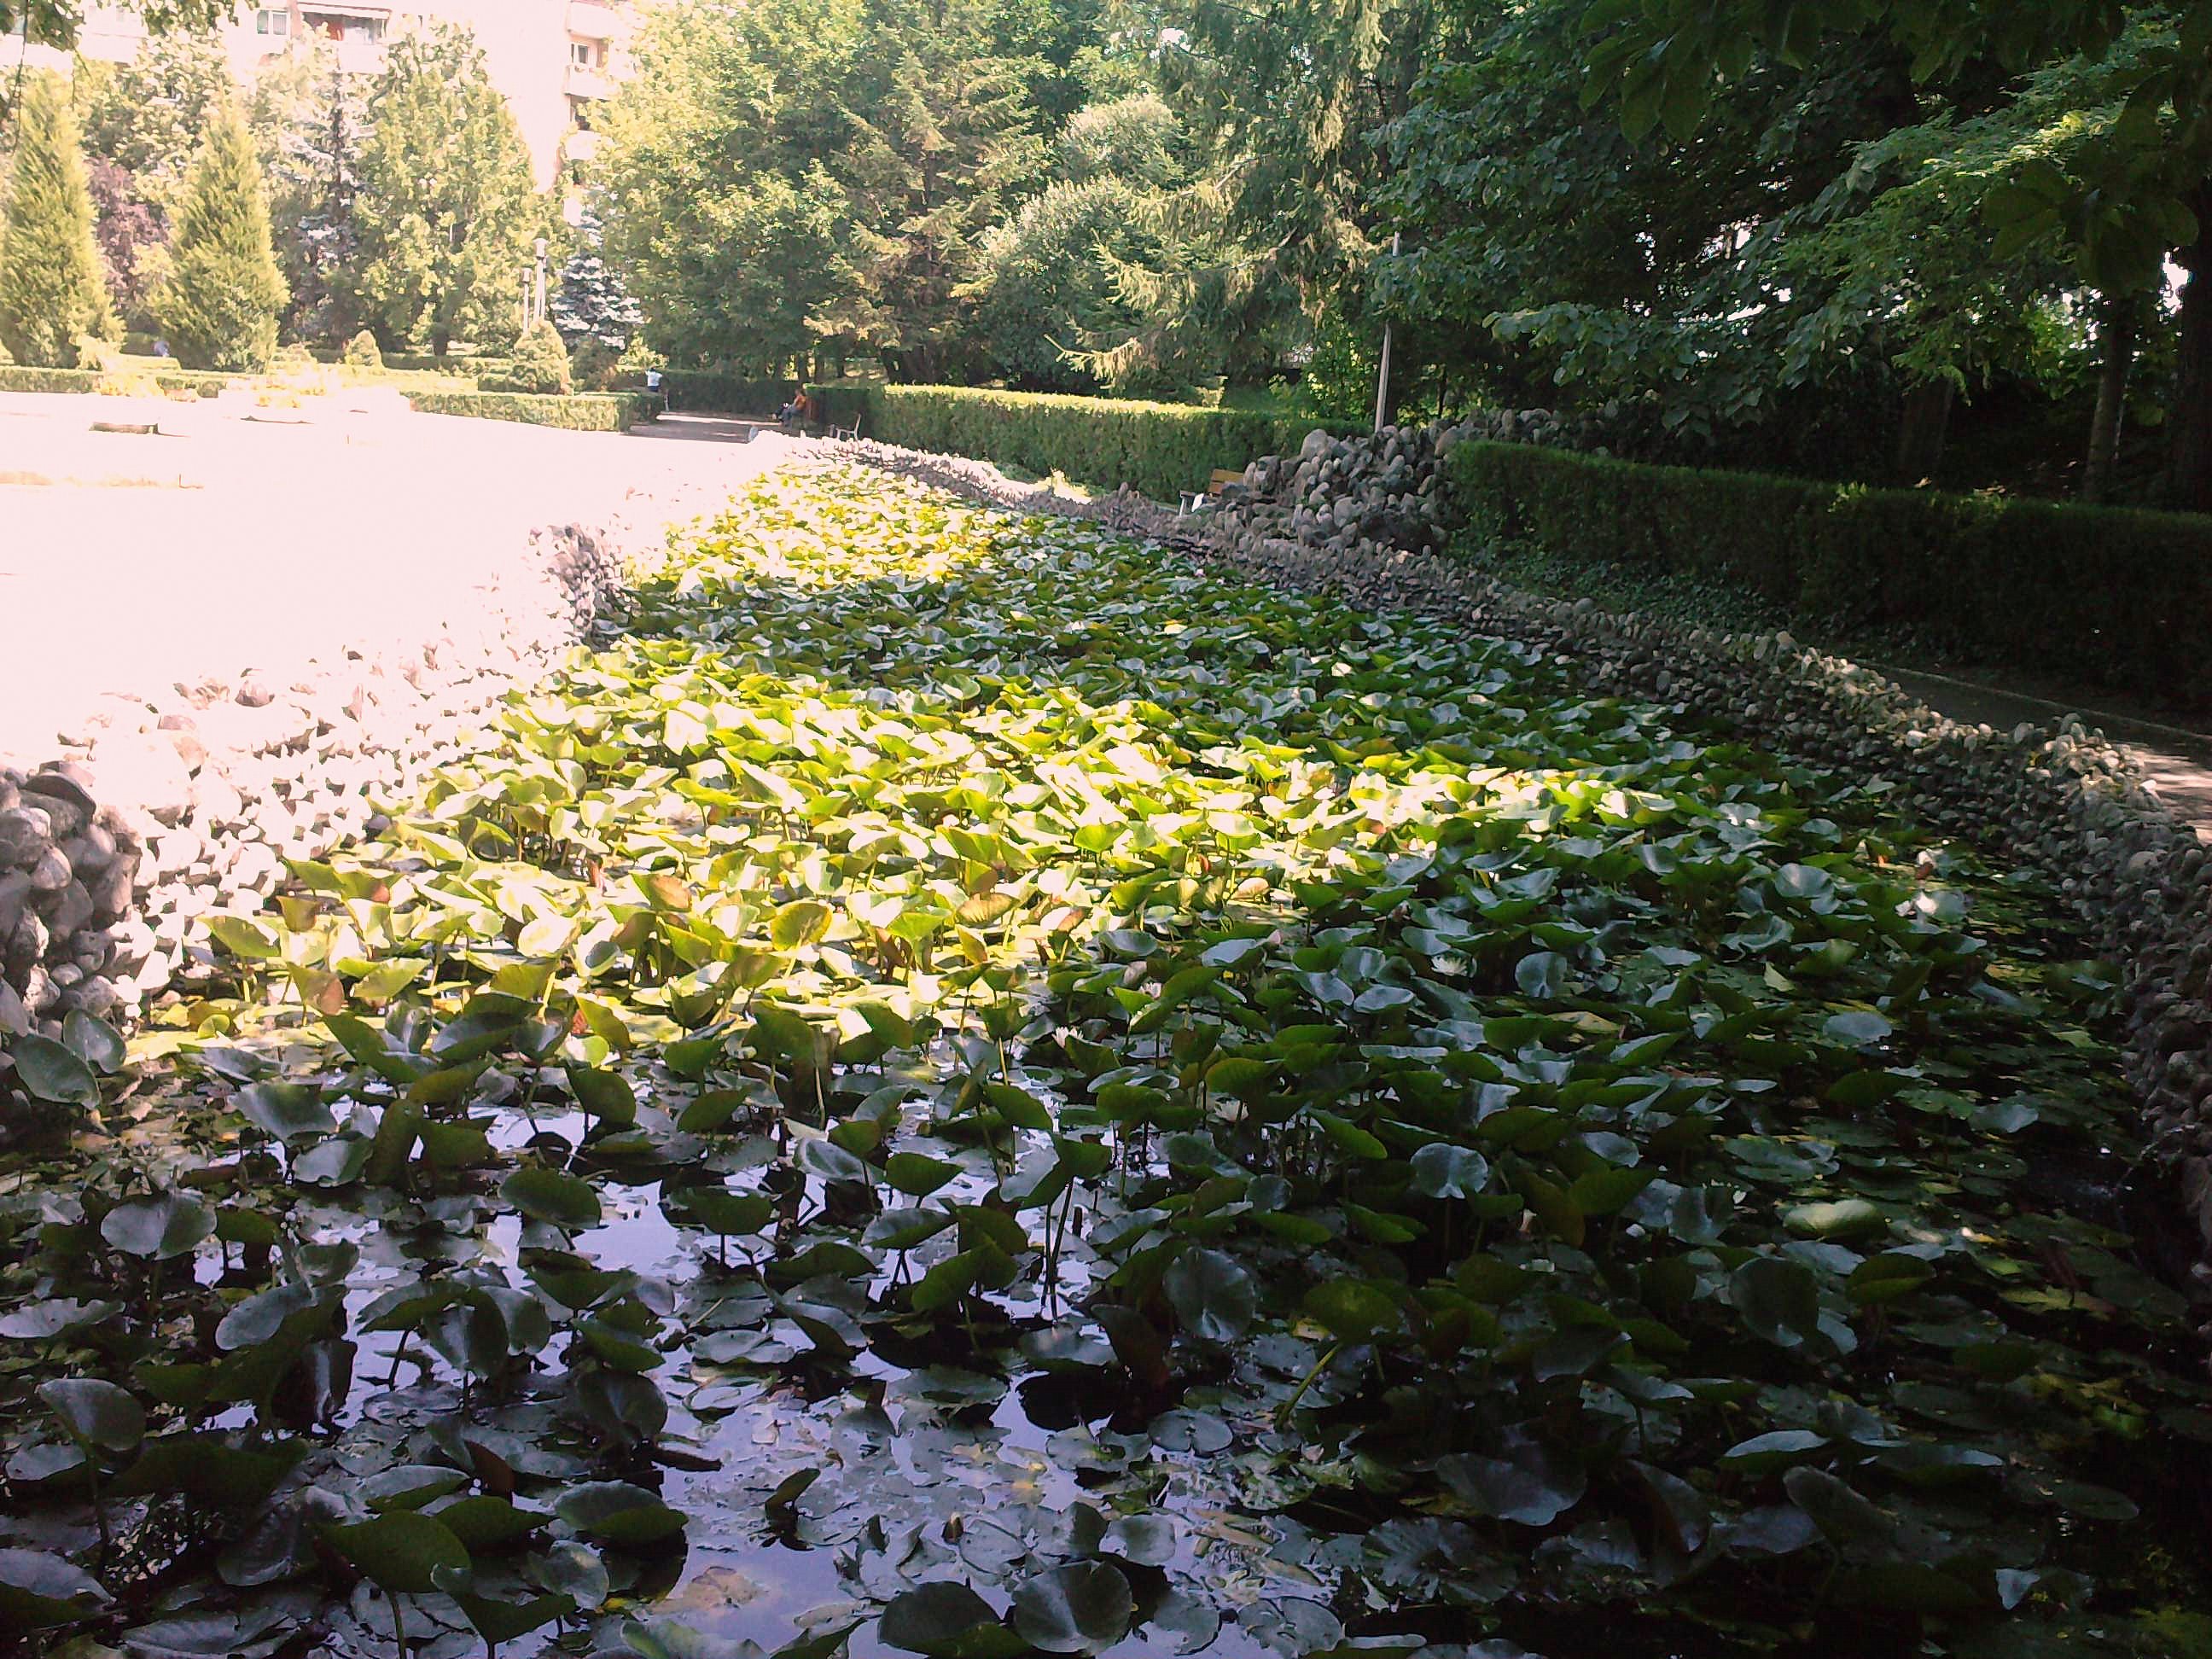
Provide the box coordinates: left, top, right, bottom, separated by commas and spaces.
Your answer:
1877, 661, 2212, 835
0, 390, 806, 765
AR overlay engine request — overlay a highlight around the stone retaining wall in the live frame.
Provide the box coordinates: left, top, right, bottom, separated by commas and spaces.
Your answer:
0, 525, 625, 1043
833, 438, 2212, 1319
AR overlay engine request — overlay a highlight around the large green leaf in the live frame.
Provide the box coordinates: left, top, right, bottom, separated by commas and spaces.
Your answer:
502, 1167, 603, 1230
13, 1033, 100, 1107
321, 1512, 470, 1592
1010, 1561, 1133, 1654
0, 1546, 112, 1628
101, 1192, 217, 1260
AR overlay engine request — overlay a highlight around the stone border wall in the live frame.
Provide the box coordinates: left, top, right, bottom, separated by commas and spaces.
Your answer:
830, 438, 2212, 1314
0, 526, 626, 1041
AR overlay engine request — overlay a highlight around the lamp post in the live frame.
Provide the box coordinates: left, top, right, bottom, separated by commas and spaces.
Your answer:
1372, 230, 1400, 434
533, 237, 549, 324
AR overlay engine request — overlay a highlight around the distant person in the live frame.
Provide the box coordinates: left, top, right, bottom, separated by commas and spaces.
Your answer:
644, 368, 661, 392
151, 339, 172, 358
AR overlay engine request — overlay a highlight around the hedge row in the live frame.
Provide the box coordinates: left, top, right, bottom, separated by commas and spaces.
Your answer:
405, 390, 661, 431
1449, 439, 2212, 704
0, 364, 231, 397
309, 346, 508, 376
817, 384, 1334, 499
656, 371, 796, 416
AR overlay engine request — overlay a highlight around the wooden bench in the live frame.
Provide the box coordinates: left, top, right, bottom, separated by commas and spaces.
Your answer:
1179, 468, 1244, 515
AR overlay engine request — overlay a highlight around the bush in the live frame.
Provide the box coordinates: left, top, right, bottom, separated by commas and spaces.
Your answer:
834, 384, 1341, 498
0, 364, 232, 396
153, 103, 288, 373
405, 389, 658, 431
343, 329, 383, 370
481, 319, 572, 395
569, 338, 621, 392
806, 383, 874, 428
661, 371, 795, 416
0, 74, 116, 369
1449, 440, 2212, 705
0, 364, 101, 393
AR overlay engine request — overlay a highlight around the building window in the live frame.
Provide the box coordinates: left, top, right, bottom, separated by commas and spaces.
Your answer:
303, 9, 381, 40
569, 39, 599, 67
255, 8, 290, 32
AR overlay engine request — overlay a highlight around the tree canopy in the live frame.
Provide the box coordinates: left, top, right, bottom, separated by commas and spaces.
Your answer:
351, 25, 541, 355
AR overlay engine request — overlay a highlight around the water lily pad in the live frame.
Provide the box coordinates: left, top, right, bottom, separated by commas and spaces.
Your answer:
1010, 1561, 1133, 1654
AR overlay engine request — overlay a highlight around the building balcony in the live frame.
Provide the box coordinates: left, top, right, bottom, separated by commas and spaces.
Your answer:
565, 62, 614, 100
331, 36, 387, 73
566, 128, 605, 162
567, 1, 617, 39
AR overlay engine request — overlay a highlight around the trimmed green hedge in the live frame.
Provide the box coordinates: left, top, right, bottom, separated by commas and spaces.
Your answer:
1450, 440, 2212, 704
0, 365, 102, 393
405, 390, 661, 431
311, 346, 507, 377
805, 383, 876, 428
660, 371, 795, 416
0, 364, 230, 397
822, 384, 1334, 499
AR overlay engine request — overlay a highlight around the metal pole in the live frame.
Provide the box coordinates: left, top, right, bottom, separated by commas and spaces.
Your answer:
1372, 230, 1400, 434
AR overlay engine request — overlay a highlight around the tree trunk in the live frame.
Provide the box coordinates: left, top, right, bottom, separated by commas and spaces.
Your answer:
2172, 195, 2212, 513
1895, 377, 1954, 482
2082, 291, 2139, 504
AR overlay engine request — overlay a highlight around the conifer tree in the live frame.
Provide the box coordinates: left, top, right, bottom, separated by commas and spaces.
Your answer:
0, 73, 117, 369
550, 210, 642, 351
154, 101, 289, 371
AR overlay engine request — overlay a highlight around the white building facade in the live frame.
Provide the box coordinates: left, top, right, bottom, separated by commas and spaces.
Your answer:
20, 0, 633, 187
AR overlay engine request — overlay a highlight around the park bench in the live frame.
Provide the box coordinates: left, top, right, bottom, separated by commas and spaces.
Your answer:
1179, 468, 1246, 515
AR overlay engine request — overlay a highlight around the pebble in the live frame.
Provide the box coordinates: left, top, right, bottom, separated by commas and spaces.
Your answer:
0, 522, 625, 1058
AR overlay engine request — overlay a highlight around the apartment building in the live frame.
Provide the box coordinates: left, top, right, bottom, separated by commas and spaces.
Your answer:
21, 0, 633, 187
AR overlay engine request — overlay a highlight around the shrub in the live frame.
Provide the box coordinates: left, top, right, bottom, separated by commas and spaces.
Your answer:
1448, 440, 2212, 705
0, 364, 101, 393
830, 384, 1341, 498
480, 318, 572, 395
569, 337, 620, 392
0, 74, 117, 369
405, 389, 658, 430
660, 371, 795, 416
153, 102, 288, 373
343, 329, 383, 370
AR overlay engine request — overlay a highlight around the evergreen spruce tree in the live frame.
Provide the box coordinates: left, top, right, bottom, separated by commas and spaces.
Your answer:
154, 102, 289, 371
550, 210, 643, 351
0, 73, 117, 369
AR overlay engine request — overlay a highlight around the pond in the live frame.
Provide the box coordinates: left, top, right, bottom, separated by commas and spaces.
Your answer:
2, 463, 2208, 1659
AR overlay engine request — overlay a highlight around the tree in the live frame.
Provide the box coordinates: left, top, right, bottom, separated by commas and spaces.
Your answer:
3, 0, 227, 62
1583, 0, 2212, 505
1368, 1, 1938, 463
550, 209, 642, 351
352, 25, 541, 355
258, 45, 364, 343
597, 0, 870, 374
1121, 0, 1456, 387
84, 158, 166, 324
0, 73, 116, 369
964, 94, 1220, 393
600, 0, 1049, 379
153, 100, 289, 371
78, 32, 236, 220
830, 0, 1049, 381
